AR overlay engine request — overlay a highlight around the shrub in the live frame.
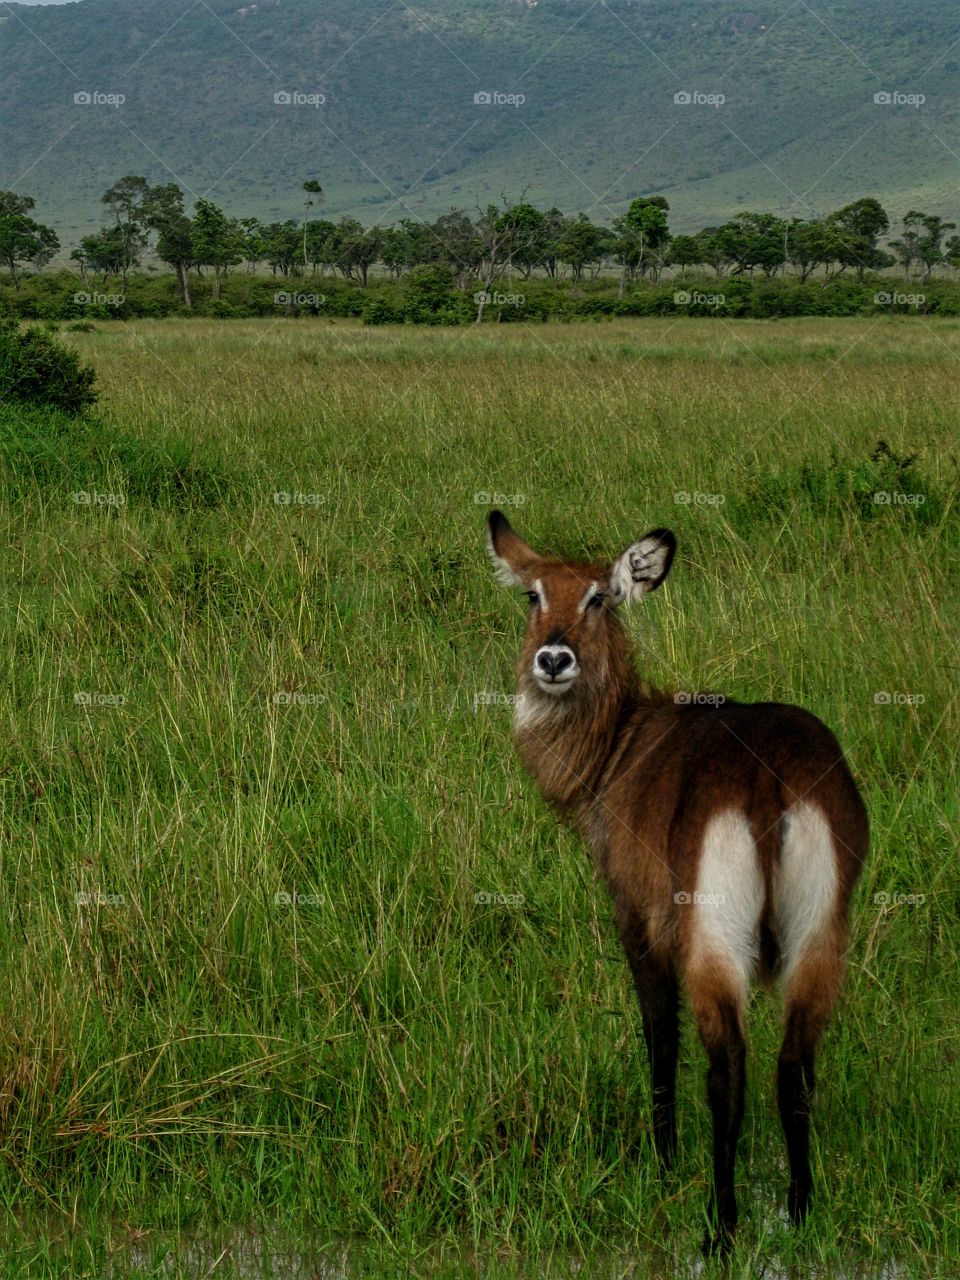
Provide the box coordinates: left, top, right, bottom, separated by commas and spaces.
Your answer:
0, 317, 97, 413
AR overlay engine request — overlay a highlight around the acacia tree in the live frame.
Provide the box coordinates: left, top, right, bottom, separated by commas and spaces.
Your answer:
141, 183, 194, 308
301, 180, 323, 276
826, 197, 891, 280
0, 191, 59, 287
101, 175, 150, 285
889, 211, 956, 281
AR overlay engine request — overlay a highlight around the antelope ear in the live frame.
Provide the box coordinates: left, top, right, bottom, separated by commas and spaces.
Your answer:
609, 529, 676, 605
486, 510, 540, 588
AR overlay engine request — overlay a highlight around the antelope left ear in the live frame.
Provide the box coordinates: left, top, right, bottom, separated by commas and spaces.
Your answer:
609, 529, 676, 605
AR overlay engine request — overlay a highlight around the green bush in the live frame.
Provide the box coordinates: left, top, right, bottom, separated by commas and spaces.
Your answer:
0, 317, 97, 414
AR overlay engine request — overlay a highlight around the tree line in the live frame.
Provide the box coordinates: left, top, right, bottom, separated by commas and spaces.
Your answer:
2, 178, 958, 318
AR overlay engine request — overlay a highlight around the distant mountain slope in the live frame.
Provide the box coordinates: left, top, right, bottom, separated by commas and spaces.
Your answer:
1, 0, 957, 243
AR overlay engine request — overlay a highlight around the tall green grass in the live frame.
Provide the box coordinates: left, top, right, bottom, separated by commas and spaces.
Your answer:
1, 318, 957, 1277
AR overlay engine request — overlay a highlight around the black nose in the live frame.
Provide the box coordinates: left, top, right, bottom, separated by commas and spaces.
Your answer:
538, 649, 573, 677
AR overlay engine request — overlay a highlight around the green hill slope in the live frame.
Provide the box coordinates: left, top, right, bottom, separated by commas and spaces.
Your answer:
2, 0, 958, 240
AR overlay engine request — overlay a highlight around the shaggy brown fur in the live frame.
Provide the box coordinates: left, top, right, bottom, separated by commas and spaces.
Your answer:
487, 510, 867, 1251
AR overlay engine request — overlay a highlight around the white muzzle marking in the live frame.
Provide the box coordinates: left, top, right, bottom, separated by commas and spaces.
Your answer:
533, 644, 579, 694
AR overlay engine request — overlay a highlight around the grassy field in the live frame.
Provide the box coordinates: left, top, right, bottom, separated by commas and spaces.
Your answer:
1, 317, 958, 1278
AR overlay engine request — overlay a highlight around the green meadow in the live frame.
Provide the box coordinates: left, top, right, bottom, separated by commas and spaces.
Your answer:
1, 317, 958, 1277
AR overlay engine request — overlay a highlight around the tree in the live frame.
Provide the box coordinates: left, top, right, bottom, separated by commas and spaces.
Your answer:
238, 217, 265, 272
141, 183, 194, 308
431, 209, 480, 287
784, 218, 840, 282
720, 211, 787, 277
666, 233, 702, 277
825, 198, 890, 280
0, 191, 60, 288
556, 214, 608, 281
260, 221, 301, 276
101, 175, 149, 285
301, 180, 323, 276
889, 211, 956, 281
614, 196, 670, 292
498, 203, 548, 279
70, 227, 131, 280
192, 198, 243, 299
335, 217, 383, 286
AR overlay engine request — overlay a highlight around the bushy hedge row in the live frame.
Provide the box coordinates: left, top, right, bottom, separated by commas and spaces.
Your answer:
3, 267, 959, 324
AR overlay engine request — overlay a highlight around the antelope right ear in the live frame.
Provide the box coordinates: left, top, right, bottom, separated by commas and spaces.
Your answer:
609, 529, 676, 605
486, 510, 539, 588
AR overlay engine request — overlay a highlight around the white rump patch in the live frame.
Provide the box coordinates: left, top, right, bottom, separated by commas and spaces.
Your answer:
691, 810, 764, 1001
775, 802, 837, 988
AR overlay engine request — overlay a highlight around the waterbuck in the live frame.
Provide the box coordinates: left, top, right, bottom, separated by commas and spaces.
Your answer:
486, 509, 867, 1250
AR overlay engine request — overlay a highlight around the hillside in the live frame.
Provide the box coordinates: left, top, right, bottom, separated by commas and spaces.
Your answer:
1, 0, 958, 242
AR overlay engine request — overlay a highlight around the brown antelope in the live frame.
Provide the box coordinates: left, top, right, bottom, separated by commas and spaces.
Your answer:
486, 510, 867, 1251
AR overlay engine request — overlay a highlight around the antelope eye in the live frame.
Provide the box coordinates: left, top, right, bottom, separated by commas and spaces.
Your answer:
525, 591, 539, 606
588, 592, 605, 609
